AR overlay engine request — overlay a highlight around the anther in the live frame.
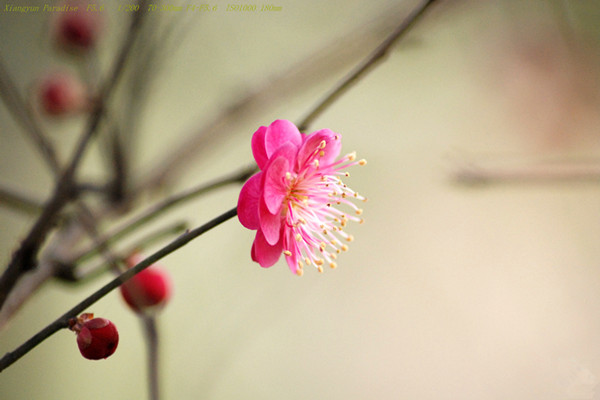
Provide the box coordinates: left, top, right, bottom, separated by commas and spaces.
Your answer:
347, 152, 356, 161
359, 159, 367, 166
341, 244, 349, 252
318, 266, 324, 273
295, 234, 302, 242
296, 269, 304, 277
330, 262, 337, 269
356, 209, 363, 215
319, 140, 327, 149
346, 235, 354, 242
285, 172, 292, 180
283, 250, 292, 256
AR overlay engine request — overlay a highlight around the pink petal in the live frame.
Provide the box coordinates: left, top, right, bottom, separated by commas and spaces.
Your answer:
251, 126, 269, 170
237, 173, 262, 230
259, 197, 282, 245
263, 156, 289, 214
297, 129, 342, 170
251, 229, 283, 267
264, 120, 302, 158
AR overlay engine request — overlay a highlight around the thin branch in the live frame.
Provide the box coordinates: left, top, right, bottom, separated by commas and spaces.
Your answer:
0, 185, 43, 215
0, 56, 61, 173
72, 164, 256, 265
297, 0, 439, 131
143, 316, 160, 400
0, 2, 149, 310
453, 160, 600, 186
0, 206, 238, 373
71, 220, 189, 283
138, 4, 406, 192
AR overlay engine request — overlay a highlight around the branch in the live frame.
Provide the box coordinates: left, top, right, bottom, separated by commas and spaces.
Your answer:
297, 0, 439, 131
0, 56, 61, 173
0, 2, 149, 310
72, 164, 256, 265
0, 185, 43, 215
0, 206, 238, 373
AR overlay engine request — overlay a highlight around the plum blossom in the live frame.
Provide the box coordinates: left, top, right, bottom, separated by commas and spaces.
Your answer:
237, 120, 366, 276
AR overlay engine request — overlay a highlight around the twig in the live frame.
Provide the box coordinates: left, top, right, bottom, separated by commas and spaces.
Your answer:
143, 316, 160, 400
72, 221, 189, 283
72, 164, 256, 265
0, 2, 149, 310
453, 160, 600, 186
297, 0, 438, 131
138, 4, 406, 192
0, 206, 238, 373
0, 56, 61, 173
0, 185, 43, 215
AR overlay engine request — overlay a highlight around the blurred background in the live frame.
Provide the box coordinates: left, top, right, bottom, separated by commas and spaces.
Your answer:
2, 0, 600, 399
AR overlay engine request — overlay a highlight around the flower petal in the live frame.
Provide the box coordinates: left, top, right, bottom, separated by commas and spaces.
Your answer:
263, 156, 289, 214
251, 126, 269, 170
237, 173, 262, 230
297, 129, 342, 170
251, 229, 282, 267
264, 120, 302, 158
259, 197, 282, 245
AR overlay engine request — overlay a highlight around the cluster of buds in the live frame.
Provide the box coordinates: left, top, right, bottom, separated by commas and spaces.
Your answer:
69, 313, 119, 360
37, 3, 102, 117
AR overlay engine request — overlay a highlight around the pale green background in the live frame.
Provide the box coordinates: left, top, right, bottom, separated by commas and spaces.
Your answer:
2, 0, 600, 399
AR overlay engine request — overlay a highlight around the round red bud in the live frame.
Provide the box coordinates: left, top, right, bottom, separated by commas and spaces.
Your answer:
38, 72, 86, 116
76, 318, 119, 360
120, 254, 172, 313
54, 6, 102, 51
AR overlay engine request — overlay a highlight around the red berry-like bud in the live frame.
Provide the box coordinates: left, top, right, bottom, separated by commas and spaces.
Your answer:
38, 72, 86, 116
71, 315, 119, 360
54, 5, 102, 52
120, 254, 172, 313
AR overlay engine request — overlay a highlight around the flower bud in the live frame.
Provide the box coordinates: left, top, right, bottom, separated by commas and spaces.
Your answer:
120, 254, 172, 313
54, 4, 102, 52
38, 72, 86, 116
70, 314, 119, 360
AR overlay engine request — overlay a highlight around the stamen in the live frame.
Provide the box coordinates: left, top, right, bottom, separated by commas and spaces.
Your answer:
319, 140, 327, 149
359, 159, 367, 166
318, 266, 324, 273
283, 250, 292, 256
330, 262, 337, 269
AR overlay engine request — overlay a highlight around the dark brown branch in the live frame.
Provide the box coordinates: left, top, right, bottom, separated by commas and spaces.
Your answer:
297, 0, 439, 131
0, 1, 149, 311
0, 206, 238, 373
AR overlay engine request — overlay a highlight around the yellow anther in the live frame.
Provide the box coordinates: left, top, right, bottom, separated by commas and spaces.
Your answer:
296, 269, 304, 277
330, 253, 337, 259
341, 244, 349, 252
318, 266, 324, 273
304, 257, 311, 265
330, 262, 337, 269
355, 209, 363, 215
359, 159, 367, 166
315, 259, 324, 266
347, 152, 356, 161
295, 233, 302, 242
313, 159, 319, 168
346, 235, 354, 242
319, 140, 327, 149
319, 150, 325, 157
283, 250, 292, 256
285, 172, 292, 180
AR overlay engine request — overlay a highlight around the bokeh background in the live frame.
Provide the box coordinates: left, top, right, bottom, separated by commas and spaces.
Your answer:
2, 0, 600, 399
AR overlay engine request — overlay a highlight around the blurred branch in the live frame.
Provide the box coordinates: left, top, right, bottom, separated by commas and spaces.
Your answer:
453, 159, 600, 186
0, 56, 61, 173
143, 316, 161, 400
72, 220, 188, 283
72, 164, 255, 265
138, 3, 409, 192
0, 206, 238, 373
0, 185, 43, 215
298, 0, 439, 131
0, 1, 149, 311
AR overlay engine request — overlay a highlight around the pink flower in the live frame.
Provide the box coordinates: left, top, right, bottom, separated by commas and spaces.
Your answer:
238, 120, 366, 276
